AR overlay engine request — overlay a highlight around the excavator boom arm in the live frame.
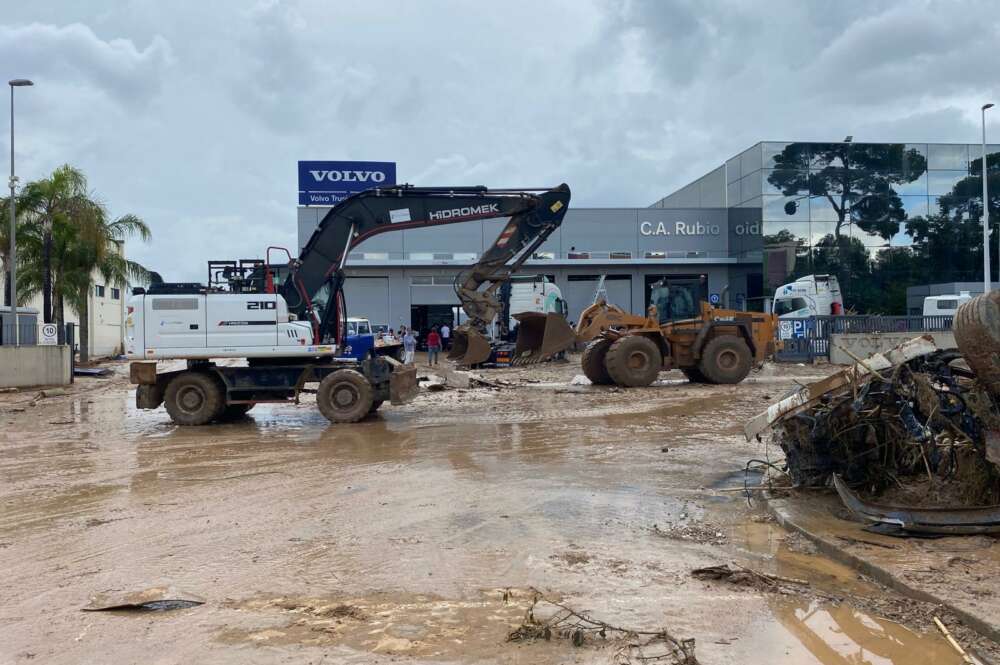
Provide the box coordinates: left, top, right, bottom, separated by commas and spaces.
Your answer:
283, 184, 571, 345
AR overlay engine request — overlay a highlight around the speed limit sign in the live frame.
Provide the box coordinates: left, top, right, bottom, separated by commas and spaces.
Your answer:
40, 323, 58, 345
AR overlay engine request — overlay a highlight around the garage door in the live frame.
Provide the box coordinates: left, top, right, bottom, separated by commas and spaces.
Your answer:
343, 277, 389, 328
563, 275, 632, 323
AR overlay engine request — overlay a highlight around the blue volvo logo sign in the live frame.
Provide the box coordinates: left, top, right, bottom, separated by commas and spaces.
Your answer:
298, 160, 397, 205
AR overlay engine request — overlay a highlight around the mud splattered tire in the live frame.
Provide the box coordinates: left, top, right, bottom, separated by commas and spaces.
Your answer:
581, 338, 613, 385
218, 403, 254, 421
698, 335, 752, 385
681, 367, 708, 383
163, 372, 225, 426
317, 369, 374, 423
604, 335, 662, 387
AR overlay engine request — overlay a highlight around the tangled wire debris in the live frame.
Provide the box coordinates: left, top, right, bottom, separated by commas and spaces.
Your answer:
505, 588, 698, 664
774, 350, 1000, 505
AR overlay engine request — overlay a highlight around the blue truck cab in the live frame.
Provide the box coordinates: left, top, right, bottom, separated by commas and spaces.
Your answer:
342, 317, 376, 360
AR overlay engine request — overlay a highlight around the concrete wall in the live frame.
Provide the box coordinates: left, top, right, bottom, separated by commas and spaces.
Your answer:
0, 345, 72, 388
829, 332, 956, 365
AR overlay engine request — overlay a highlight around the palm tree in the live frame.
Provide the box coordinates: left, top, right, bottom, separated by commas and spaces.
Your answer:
65, 200, 151, 362
16, 165, 152, 360
17, 165, 89, 323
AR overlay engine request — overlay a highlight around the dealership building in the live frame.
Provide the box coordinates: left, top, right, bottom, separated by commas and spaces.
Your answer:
297, 140, 995, 331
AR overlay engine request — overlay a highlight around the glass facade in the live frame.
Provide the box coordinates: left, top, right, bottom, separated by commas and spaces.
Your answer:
653, 140, 1000, 312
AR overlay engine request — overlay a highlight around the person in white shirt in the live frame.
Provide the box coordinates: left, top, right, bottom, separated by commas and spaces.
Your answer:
440, 324, 451, 350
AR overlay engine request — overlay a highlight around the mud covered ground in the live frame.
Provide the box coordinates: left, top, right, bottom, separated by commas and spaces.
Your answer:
1, 356, 996, 664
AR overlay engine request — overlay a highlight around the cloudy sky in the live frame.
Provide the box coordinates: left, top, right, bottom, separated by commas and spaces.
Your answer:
3, 0, 998, 282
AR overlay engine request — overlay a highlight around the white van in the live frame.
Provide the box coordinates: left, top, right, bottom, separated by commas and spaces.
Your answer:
772, 274, 845, 318
923, 291, 972, 317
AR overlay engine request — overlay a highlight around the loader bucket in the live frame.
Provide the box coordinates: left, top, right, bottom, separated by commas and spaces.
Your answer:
511, 312, 577, 365
447, 326, 493, 366
389, 362, 418, 405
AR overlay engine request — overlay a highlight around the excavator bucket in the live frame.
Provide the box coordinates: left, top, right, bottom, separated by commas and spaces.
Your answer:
511, 312, 577, 365
447, 325, 494, 366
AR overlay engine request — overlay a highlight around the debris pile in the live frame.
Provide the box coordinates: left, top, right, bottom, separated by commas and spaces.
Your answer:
506, 588, 698, 664
746, 313, 1000, 531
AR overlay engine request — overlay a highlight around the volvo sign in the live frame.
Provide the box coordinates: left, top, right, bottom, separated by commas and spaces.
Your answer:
298, 160, 397, 205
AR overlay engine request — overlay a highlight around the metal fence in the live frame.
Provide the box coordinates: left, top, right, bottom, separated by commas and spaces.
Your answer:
0, 322, 76, 348
774, 315, 954, 362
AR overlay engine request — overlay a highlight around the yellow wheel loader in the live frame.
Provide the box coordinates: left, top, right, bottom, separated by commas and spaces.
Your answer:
581, 301, 778, 387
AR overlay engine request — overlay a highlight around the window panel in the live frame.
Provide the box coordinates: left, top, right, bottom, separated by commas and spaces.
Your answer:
898, 195, 929, 220
762, 221, 809, 247
809, 195, 841, 223
764, 195, 809, 221
762, 142, 811, 170
726, 155, 741, 183
929, 170, 969, 195
852, 223, 892, 248
727, 179, 741, 205
928, 144, 969, 170
763, 169, 809, 196
740, 171, 762, 202
808, 221, 841, 245
739, 144, 762, 175
892, 171, 927, 196
808, 143, 845, 168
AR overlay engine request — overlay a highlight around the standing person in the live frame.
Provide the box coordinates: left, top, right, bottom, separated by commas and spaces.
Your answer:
402, 329, 416, 365
426, 326, 442, 365
440, 322, 451, 350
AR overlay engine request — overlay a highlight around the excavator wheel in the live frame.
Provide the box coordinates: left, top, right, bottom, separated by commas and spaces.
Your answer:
581, 338, 614, 385
604, 335, 662, 387
163, 371, 226, 426
698, 335, 752, 385
681, 367, 708, 383
317, 369, 375, 423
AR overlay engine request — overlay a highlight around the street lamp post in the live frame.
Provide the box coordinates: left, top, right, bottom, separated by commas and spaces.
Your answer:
8, 78, 32, 346
983, 103, 994, 294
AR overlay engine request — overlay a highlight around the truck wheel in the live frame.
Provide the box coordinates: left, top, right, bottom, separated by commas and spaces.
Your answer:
698, 335, 752, 384
163, 372, 225, 426
218, 403, 254, 421
581, 338, 613, 385
681, 367, 707, 383
317, 369, 374, 423
605, 335, 662, 387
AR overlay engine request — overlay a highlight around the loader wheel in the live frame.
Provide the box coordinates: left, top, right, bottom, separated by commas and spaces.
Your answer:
317, 369, 374, 423
681, 367, 708, 383
164, 372, 225, 426
605, 335, 662, 387
218, 403, 254, 421
368, 399, 384, 415
698, 335, 752, 385
581, 338, 613, 385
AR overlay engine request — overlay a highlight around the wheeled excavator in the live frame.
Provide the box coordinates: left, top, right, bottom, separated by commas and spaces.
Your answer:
126, 184, 572, 425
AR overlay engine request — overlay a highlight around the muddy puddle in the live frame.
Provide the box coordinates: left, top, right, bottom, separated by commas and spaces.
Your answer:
723, 521, 968, 664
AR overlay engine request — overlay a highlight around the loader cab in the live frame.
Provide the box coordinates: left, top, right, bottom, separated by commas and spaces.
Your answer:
649, 279, 699, 325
